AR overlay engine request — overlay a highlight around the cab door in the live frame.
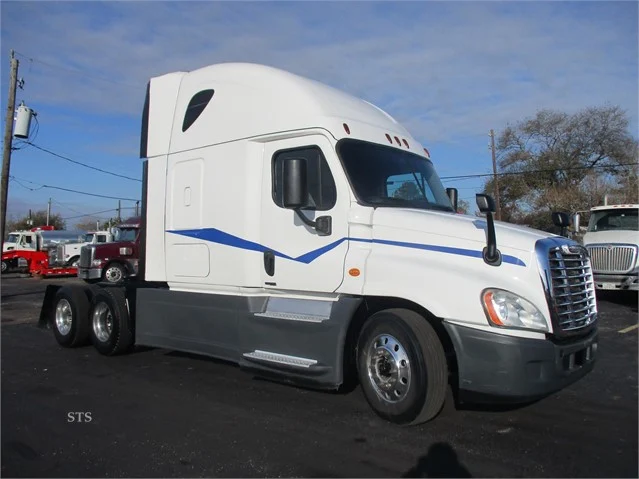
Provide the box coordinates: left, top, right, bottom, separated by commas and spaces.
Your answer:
259, 134, 350, 293
19, 233, 36, 251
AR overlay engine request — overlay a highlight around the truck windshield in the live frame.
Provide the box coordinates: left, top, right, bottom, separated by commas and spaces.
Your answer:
114, 228, 138, 242
337, 139, 454, 212
587, 208, 638, 232
81, 233, 94, 243
6, 234, 19, 243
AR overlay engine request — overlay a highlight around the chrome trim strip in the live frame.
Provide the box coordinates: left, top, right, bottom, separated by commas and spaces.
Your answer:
243, 350, 318, 368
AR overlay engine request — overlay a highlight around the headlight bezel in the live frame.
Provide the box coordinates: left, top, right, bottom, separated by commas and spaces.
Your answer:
480, 287, 549, 333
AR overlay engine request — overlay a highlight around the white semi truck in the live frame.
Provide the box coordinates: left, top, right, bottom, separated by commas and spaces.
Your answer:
579, 203, 638, 291
38, 63, 598, 425
55, 230, 114, 268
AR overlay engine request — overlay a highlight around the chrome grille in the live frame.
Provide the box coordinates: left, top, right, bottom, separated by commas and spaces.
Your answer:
547, 244, 597, 332
79, 246, 94, 268
585, 244, 637, 274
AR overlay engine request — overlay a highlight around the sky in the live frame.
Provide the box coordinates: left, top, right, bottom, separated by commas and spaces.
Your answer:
1, 0, 637, 228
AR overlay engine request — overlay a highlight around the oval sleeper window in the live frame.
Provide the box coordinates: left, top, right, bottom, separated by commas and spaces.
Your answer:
182, 89, 215, 132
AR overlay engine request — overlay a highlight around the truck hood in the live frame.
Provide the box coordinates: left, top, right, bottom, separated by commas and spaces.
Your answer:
370, 208, 553, 253
582, 230, 639, 246
92, 241, 135, 258
2, 242, 17, 252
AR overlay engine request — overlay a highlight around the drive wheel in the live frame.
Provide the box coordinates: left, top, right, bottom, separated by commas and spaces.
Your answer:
52, 286, 91, 348
1, 260, 8, 274
103, 263, 125, 284
357, 308, 448, 426
89, 287, 133, 355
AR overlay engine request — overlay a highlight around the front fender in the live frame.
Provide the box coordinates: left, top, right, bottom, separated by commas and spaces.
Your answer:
358, 241, 547, 335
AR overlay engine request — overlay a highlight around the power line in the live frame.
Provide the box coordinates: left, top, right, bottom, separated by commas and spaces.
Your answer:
440, 162, 638, 181
62, 208, 132, 221
26, 142, 142, 182
9, 175, 140, 201
13, 51, 139, 89
51, 198, 88, 216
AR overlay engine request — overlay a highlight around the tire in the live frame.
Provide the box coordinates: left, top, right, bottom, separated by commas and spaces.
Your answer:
65, 255, 80, 268
52, 286, 91, 348
103, 263, 126, 284
356, 308, 448, 426
1, 260, 8, 274
89, 287, 133, 356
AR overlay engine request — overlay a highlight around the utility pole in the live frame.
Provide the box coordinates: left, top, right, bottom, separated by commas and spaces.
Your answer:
489, 129, 502, 221
117, 200, 121, 221
46, 197, 51, 226
135, 200, 139, 217
1, 49, 19, 251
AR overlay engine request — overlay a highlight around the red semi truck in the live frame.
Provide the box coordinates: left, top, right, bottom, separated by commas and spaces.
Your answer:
77, 217, 141, 284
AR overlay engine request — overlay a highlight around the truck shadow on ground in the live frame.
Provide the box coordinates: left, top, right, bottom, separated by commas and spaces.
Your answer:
402, 442, 472, 478
596, 291, 638, 312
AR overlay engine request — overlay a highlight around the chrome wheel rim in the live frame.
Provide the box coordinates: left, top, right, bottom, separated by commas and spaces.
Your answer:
1, 261, 7, 272
55, 299, 73, 336
105, 266, 123, 283
92, 302, 113, 342
366, 334, 411, 403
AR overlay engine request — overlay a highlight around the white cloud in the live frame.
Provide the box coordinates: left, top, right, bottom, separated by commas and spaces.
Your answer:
1, 1, 636, 146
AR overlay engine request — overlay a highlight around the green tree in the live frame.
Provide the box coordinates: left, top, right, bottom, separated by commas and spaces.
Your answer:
457, 198, 471, 215
394, 181, 421, 200
6, 210, 66, 234
483, 105, 638, 231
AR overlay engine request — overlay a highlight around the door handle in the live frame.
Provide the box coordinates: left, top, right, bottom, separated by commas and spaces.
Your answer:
264, 250, 275, 276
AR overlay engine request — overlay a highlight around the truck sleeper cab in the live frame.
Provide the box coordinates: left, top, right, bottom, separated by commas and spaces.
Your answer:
40, 63, 598, 426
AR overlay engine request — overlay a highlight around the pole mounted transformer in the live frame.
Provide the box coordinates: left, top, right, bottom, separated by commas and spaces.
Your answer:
14, 101, 35, 139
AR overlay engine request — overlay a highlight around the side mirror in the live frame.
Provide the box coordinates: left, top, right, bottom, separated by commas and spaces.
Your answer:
573, 213, 581, 232
551, 212, 570, 227
446, 187, 458, 212
476, 194, 496, 214
475, 194, 501, 266
282, 158, 308, 209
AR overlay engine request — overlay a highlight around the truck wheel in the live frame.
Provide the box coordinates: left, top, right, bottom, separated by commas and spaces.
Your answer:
65, 256, 80, 268
356, 308, 448, 426
103, 263, 125, 284
52, 286, 91, 348
1, 260, 8, 274
89, 288, 133, 356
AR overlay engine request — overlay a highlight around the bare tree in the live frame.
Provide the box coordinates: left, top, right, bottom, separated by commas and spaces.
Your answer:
483, 105, 638, 231
6, 210, 66, 233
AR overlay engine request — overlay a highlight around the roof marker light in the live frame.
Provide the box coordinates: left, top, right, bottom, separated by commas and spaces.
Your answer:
385, 134, 392, 144
424, 147, 430, 157
343, 123, 350, 134
402, 139, 409, 148
394, 136, 401, 146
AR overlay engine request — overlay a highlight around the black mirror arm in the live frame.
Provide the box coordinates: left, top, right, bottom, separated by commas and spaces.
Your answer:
294, 209, 317, 228
294, 209, 332, 236
483, 212, 502, 266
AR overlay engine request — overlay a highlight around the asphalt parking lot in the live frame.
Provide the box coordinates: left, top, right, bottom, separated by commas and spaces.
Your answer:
1, 274, 637, 478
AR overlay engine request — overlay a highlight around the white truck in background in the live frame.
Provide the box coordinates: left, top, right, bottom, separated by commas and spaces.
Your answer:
54, 230, 114, 268
577, 203, 639, 291
38, 63, 598, 426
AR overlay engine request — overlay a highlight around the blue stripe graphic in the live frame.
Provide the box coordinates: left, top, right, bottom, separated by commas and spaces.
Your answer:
167, 228, 526, 267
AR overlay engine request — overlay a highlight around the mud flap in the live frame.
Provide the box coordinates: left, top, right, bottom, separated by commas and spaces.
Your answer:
38, 284, 62, 329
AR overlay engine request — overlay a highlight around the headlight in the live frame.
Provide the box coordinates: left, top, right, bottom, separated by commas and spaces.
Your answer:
92, 259, 104, 267
481, 288, 548, 332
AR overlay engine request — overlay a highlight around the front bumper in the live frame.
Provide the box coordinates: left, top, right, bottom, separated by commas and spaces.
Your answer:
593, 272, 639, 291
444, 322, 597, 403
78, 267, 102, 280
